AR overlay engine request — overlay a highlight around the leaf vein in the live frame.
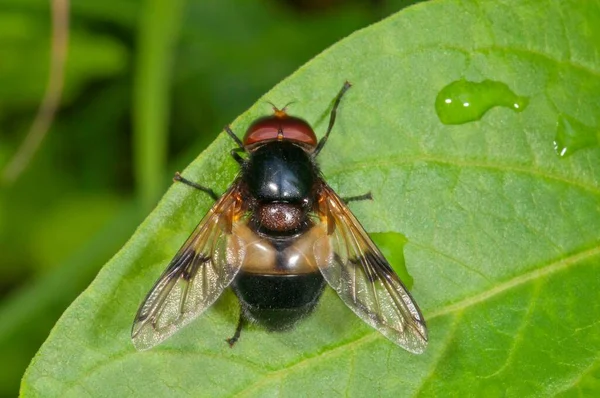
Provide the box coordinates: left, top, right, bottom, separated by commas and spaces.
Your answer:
225, 244, 600, 397
427, 244, 600, 319
325, 156, 600, 196
479, 280, 542, 379
230, 333, 378, 397
412, 312, 463, 397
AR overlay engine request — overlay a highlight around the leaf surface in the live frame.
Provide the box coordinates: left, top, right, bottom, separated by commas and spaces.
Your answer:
22, 0, 600, 396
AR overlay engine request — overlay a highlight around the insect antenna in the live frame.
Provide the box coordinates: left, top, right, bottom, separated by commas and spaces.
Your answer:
266, 100, 297, 118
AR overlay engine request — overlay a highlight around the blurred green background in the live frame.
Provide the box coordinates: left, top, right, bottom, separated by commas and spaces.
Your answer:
0, 0, 421, 395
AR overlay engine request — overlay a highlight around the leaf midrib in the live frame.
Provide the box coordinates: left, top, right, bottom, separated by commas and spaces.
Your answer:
53, 244, 600, 396
229, 244, 600, 397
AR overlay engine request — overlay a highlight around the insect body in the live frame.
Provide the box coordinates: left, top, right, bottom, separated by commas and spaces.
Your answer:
132, 83, 428, 353
231, 139, 325, 335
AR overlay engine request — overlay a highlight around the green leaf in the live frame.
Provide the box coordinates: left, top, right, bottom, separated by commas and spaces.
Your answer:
22, 0, 600, 396
0, 201, 142, 397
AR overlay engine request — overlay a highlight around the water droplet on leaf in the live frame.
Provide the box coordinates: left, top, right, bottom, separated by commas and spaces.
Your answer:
553, 114, 599, 158
435, 79, 528, 125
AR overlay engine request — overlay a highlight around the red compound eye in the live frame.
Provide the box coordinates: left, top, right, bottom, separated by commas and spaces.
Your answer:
243, 111, 317, 147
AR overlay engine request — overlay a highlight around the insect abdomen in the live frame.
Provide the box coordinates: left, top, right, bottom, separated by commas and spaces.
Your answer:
232, 271, 325, 330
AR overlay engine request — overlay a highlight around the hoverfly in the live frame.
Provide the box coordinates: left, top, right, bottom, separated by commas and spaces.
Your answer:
132, 82, 428, 354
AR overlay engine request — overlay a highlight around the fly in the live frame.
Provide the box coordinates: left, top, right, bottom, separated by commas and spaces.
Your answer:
131, 82, 428, 354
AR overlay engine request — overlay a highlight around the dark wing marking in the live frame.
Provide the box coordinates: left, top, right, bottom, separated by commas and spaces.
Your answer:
131, 180, 247, 350
314, 183, 428, 354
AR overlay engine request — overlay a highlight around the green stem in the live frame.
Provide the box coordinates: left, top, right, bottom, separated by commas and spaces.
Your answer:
133, 0, 186, 210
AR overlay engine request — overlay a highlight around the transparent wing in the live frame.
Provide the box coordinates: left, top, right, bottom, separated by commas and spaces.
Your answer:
132, 180, 247, 350
314, 184, 428, 354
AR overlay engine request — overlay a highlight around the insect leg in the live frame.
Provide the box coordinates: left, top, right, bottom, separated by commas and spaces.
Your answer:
314, 81, 352, 156
173, 172, 219, 201
230, 147, 245, 165
342, 191, 373, 204
225, 312, 245, 348
225, 125, 245, 150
